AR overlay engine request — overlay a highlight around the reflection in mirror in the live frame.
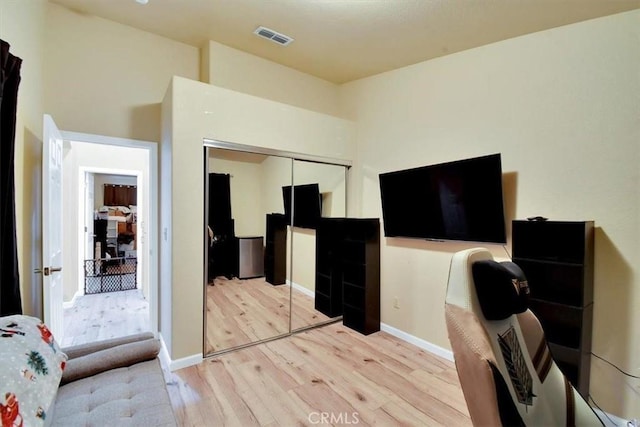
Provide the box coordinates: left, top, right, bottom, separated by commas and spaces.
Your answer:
205, 148, 293, 355
290, 160, 347, 331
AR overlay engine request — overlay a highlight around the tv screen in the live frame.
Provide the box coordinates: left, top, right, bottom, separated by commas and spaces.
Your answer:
378, 153, 506, 243
282, 183, 322, 229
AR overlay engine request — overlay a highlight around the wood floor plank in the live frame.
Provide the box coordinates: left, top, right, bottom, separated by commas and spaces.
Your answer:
236, 360, 309, 426
168, 323, 471, 427
206, 276, 336, 355
284, 332, 391, 413
292, 380, 361, 421
358, 360, 470, 426
380, 397, 441, 426
410, 369, 470, 415
166, 365, 218, 427
61, 289, 150, 347
202, 359, 263, 426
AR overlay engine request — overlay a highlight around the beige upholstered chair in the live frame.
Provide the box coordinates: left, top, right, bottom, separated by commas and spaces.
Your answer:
445, 247, 602, 426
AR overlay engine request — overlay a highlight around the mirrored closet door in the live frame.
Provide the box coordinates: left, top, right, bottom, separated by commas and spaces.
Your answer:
204, 147, 293, 355
290, 160, 347, 331
204, 141, 350, 357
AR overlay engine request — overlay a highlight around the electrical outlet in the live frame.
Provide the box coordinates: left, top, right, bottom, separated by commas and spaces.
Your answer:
393, 297, 400, 309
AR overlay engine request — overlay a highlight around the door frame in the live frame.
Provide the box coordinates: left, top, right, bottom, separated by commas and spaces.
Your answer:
60, 130, 159, 337
76, 166, 143, 300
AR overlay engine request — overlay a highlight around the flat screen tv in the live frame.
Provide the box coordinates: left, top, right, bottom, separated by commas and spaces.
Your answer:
282, 183, 322, 229
378, 153, 506, 243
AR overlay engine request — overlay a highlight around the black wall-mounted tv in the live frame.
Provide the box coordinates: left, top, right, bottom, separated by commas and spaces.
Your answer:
282, 183, 322, 229
378, 153, 506, 243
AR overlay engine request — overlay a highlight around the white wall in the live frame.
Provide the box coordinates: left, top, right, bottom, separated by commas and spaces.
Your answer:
208, 157, 264, 237
94, 174, 137, 209
62, 142, 149, 302
0, 0, 47, 317
44, 3, 199, 142
159, 81, 174, 354
8, 0, 637, 417
162, 76, 355, 361
341, 10, 640, 418
202, 41, 343, 118
3, 0, 193, 319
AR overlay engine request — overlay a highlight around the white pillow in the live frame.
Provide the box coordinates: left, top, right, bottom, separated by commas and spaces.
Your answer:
0, 315, 67, 426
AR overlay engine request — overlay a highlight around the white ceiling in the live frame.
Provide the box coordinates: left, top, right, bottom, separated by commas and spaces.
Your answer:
49, 0, 640, 84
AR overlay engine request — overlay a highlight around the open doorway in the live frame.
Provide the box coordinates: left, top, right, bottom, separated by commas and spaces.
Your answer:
57, 135, 157, 347
84, 172, 140, 290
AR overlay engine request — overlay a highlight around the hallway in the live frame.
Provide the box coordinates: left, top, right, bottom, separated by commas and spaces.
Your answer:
61, 289, 150, 347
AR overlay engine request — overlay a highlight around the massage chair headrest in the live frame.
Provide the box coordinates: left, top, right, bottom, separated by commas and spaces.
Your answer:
471, 260, 530, 321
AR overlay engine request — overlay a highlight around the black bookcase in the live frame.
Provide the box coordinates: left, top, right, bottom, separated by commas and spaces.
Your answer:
94, 219, 108, 258
315, 219, 345, 318
316, 218, 380, 335
512, 220, 594, 397
265, 213, 287, 285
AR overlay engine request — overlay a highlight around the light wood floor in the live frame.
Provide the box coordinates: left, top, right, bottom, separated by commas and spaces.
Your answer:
61, 289, 150, 347
168, 322, 471, 427
206, 277, 333, 354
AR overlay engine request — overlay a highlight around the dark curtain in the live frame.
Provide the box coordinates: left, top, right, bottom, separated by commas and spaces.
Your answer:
208, 173, 233, 235
103, 184, 137, 206
207, 173, 237, 280
0, 39, 23, 315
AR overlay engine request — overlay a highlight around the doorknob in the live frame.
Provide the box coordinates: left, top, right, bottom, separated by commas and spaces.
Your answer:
43, 267, 62, 276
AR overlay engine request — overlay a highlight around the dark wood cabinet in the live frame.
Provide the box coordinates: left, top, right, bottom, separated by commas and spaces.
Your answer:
316, 218, 380, 335
265, 213, 287, 285
512, 220, 594, 397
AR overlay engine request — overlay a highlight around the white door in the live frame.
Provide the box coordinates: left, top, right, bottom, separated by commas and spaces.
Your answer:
85, 172, 95, 260
42, 114, 64, 338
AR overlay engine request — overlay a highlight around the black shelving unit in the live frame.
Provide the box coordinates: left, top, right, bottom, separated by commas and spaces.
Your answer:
265, 213, 287, 285
316, 218, 380, 335
315, 219, 345, 318
94, 219, 108, 258
512, 220, 594, 397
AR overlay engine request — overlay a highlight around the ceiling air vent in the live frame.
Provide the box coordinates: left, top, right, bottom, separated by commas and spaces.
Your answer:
254, 26, 294, 46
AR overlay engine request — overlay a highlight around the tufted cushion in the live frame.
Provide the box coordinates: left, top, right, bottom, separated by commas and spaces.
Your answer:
51, 359, 176, 426
472, 260, 530, 320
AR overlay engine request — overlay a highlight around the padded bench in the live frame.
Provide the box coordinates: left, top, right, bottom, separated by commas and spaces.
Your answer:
50, 332, 177, 426
0, 314, 177, 427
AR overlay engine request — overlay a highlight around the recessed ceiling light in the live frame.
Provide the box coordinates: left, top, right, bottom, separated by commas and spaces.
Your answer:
135, 0, 149, 4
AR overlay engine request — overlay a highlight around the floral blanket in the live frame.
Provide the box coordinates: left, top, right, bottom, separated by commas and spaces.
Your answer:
0, 315, 67, 427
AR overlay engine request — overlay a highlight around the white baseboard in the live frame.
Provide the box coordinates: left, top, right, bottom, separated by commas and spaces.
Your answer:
380, 322, 454, 362
155, 318, 631, 427
158, 332, 202, 372
379, 326, 633, 426
63, 292, 82, 309
289, 280, 315, 298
